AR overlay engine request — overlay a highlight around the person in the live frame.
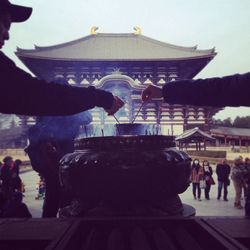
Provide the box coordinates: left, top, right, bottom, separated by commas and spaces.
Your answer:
231, 157, 246, 209
190, 159, 204, 201
10, 159, 23, 192
0, 0, 124, 117
202, 160, 214, 200
35, 177, 46, 200
216, 159, 231, 201
25, 112, 92, 217
141, 73, 250, 107
0, 156, 14, 200
1, 190, 32, 218
244, 158, 250, 216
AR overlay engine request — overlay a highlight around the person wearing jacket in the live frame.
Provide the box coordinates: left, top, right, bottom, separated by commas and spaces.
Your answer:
141, 73, 250, 107
190, 159, 204, 201
244, 158, 250, 216
231, 157, 247, 209
0, 156, 14, 200
0, 0, 124, 117
202, 160, 213, 200
216, 159, 231, 201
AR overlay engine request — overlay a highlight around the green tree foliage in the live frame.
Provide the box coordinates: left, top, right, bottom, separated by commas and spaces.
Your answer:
212, 116, 250, 128
233, 116, 250, 128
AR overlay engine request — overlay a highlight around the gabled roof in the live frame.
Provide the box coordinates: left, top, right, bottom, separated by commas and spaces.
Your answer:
211, 127, 250, 138
176, 127, 215, 142
16, 33, 216, 61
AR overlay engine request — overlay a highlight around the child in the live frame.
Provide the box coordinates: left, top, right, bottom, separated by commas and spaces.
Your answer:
35, 178, 46, 200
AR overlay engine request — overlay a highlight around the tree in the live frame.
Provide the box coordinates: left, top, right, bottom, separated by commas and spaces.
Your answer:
233, 116, 250, 128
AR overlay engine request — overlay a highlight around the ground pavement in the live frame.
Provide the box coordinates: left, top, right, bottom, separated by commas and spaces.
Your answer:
21, 170, 246, 218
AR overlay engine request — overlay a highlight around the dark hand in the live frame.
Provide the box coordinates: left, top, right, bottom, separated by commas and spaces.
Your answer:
105, 96, 124, 115
141, 84, 163, 102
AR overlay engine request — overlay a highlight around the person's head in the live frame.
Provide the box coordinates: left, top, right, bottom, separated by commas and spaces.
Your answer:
222, 158, 227, 164
0, 0, 32, 49
3, 155, 13, 166
203, 160, 209, 167
245, 157, 250, 165
193, 159, 200, 165
14, 159, 22, 168
234, 156, 243, 166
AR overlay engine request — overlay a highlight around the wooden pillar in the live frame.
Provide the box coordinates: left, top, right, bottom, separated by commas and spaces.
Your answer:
183, 108, 188, 131
204, 140, 207, 151
239, 137, 242, 149
224, 136, 227, 146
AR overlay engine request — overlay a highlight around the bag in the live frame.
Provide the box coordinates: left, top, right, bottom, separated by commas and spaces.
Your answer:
225, 179, 230, 186
209, 177, 215, 185
200, 180, 206, 189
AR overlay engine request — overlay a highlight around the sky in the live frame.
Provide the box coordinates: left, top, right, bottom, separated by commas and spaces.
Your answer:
2, 0, 250, 120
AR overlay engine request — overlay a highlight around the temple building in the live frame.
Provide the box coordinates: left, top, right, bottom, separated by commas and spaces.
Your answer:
210, 126, 250, 148
15, 27, 220, 135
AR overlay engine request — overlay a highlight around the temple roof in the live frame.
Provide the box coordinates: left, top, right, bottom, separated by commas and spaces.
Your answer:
16, 33, 216, 61
210, 127, 250, 138
176, 127, 215, 142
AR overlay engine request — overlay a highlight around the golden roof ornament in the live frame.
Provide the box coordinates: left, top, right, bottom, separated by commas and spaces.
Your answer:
91, 26, 99, 35
133, 26, 141, 35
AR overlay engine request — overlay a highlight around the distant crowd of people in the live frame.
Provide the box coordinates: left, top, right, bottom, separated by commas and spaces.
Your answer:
190, 157, 250, 212
0, 156, 31, 218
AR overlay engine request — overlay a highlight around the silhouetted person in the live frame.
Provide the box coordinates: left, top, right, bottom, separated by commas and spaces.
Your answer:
0, 156, 14, 200
26, 112, 92, 217
0, 0, 124, 116
10, 159, 23, 192
244, 158, 250, 216
1, 191, 32, 218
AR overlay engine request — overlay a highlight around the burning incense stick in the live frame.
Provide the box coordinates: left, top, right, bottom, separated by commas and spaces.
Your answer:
131, 102, 145, 124
113, 115, 120, 124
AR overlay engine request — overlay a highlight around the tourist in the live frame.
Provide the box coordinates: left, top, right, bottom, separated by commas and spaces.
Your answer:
244, 158, 250, 216
231, 157, 246, 209
190, 159, 204, 201
10, 159, 23, 192
0, 156, 14, 200
25, 112, 92, 217
35, 177, 46, 200
216, 159, 231, 201
0, 0, 124, 117
1, 191, 32, 218
202, 160, 214, 200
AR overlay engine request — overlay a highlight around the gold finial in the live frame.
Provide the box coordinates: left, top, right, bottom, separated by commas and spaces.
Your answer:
133, 26, 141, 35
91, 26, 99, 35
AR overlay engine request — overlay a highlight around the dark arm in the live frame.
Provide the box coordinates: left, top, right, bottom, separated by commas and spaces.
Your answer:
163, 72, 250, 107
0, 52, 113, 116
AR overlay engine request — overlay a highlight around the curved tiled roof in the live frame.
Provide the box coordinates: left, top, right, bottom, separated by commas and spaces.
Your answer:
176, 127, 215, 142
211, 127, 250, 138
16, 33, 216, 61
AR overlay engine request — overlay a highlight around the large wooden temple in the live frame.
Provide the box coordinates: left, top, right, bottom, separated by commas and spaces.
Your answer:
16, 27, 220, 135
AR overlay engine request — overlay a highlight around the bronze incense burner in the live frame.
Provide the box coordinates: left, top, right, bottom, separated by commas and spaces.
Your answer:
59, 124, 193, 217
